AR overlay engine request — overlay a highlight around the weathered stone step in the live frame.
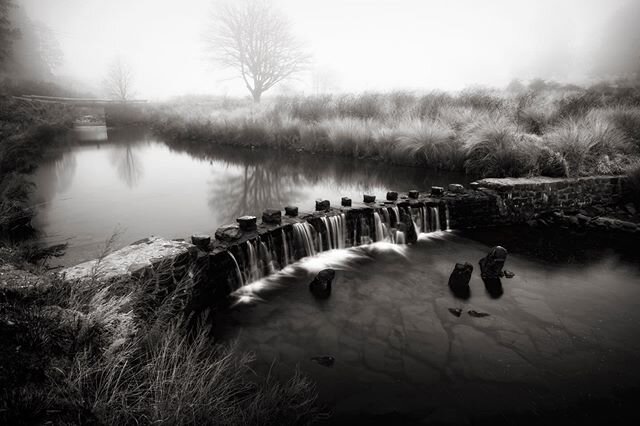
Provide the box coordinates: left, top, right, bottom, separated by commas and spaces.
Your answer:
60, 236, 196, 283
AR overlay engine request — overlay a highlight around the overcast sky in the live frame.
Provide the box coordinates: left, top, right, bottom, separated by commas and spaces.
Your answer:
20, 0, 635, 99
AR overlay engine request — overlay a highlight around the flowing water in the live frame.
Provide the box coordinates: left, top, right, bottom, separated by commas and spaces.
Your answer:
30, 126, 468, 265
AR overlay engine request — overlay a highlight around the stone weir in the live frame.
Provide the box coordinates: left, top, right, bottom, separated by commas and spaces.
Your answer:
205, 190, 447, 294
59, 176, 632, 306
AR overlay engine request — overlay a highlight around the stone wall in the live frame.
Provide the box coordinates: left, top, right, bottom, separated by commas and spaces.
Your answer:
448, 175, 629, 229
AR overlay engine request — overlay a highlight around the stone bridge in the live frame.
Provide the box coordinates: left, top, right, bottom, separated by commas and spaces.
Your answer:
13, 95, 147, 126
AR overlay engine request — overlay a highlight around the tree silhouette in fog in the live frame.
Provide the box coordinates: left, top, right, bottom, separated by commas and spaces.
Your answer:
104, 58, 134, 101
207, 0, 309, 102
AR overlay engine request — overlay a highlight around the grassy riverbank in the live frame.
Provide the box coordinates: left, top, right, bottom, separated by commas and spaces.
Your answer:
0, 252, 320, 425
149, 83, 640, 179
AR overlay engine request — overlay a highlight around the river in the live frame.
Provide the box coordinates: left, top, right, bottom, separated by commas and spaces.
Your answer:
30, 126, 468, 265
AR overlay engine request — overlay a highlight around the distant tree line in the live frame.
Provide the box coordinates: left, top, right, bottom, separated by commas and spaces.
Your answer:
1, 0, 64, 91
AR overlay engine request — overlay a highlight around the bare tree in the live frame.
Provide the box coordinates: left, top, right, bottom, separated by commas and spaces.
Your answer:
104, 58, 134, 101
208, 0, 309, 102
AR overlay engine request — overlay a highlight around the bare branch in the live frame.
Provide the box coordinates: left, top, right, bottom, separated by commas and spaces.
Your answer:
104, 58, 134, 102
206, 0, 309, 102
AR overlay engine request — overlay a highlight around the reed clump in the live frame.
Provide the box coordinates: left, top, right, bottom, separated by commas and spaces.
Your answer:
148, 83, 640, 179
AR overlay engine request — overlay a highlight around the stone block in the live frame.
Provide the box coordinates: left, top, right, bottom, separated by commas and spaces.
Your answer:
262, 209, 282, 224
341, 197, 352, 207
363, 194, 376, 203
237, 215, 257, 231
60, 236, 196, 283
386, 191, 398, 201
191, 234, 211, 251
431, 186, 445, 197
315, 199, 330, 211
285, 206, 298, 217
448, 184, 464, 193
215, 224, 242, 242
408, 190, 420, 199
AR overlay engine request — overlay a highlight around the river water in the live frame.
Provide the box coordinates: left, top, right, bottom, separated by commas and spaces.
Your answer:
219, 230, 640, 423
30, 126, 467, 265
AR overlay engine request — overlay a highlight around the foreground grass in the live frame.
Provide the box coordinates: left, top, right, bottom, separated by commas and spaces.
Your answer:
0, 244, 321, 425
148, 83, 640, 179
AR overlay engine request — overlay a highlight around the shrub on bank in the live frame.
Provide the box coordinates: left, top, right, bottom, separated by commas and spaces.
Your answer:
605, 107, 640, 149
393, 119, 463, 169
544, 115, 632, 177
463, 119, 540, 178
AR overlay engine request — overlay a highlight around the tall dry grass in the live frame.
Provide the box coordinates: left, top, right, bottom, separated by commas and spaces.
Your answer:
544, 115, 632, 176
148, 84, 640, 179
63, 321, 319, 425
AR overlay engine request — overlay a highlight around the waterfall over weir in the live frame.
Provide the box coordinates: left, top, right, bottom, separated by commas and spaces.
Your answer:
418, 206, 441, 233
293, 222, 317, 257
320, 213, 347, 250
227, 205, 444, 290
373, 211, 405, 244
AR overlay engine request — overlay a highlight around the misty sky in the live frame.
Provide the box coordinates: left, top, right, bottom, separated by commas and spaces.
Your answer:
20, 0, 635, 99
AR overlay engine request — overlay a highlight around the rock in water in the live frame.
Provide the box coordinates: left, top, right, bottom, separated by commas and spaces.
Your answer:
468, 310, 490, 318
448, 308, 463, 317
448, 262, 473, 299
503, 270, 515, 279
479, 246, 508, 279
309, 268, 335, 299
483, 277, 504, 298
311, 356, 335, 367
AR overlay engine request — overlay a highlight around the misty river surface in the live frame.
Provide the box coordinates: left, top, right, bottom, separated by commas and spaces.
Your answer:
30, 127, 468, 265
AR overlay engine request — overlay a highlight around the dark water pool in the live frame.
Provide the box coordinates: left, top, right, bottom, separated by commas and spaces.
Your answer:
219, 230, 640, 424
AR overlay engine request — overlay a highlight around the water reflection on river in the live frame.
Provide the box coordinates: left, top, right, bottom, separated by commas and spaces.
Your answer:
30, 126, 468, 265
